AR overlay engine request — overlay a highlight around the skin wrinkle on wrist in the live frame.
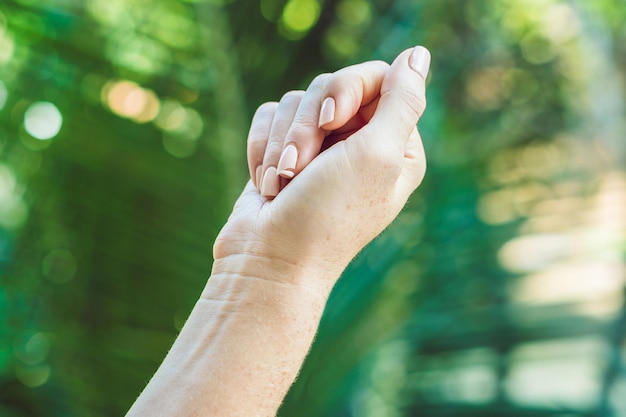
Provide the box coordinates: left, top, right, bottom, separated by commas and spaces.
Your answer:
206, 273, 334, 312
214, 232, 346, 272
200, 274, 329, 321
211, 251, 343, 291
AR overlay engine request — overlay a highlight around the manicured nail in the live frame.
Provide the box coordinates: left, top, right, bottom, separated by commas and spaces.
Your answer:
318, 97, 336, 127
255, 165, 263, 188
409, 46, 431, 80
277, 145, 298, 178
260, 166, 279, 197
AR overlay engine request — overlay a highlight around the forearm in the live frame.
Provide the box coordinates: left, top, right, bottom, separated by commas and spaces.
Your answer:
127, 256, 336, 417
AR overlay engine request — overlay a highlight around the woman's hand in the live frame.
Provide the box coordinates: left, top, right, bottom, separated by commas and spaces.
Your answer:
214, 46, 431, 290
127, 46, 431, 417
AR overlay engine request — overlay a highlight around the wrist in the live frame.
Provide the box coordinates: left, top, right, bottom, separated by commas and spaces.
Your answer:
209, 251, 343, 300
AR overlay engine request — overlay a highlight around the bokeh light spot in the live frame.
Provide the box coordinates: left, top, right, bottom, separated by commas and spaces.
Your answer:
155, 100, 185, 130
502, 69, 538, 104
477, 188, 517, 225
280, 0, 320, 39
15, 363, 50, 388
105, 32, 172, 76
155, 101, 203, 140
23, 101, 63, 140
0, 80, 7, 111
150, 3, 195, 49
103, 80, 160, 123
154, 100, 183, 130
0, 164, 16, 193
336, 0, 372, 27
498, 233, 571, 274
20, 129, 54, 152
260, 0, 283, 22
162, 134, 198, 158
14, 332, 51, 366
466, 67, 506, 111
156, 99, 203, 158
505, 338, 606, 409
0, 164, 27, 230
520, 33, 556, 64
324, 26, 359, 60
42, 249, 78, 284
106, 81, 144, 117
0, 164, 27, 229
0, 30, 14, 65
86, 0, 127, 26
133, 90, 160, 123
543, 4, 580, 45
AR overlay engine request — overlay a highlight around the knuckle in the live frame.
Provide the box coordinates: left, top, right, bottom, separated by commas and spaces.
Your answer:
310, 73, 331, 89
370, 59, 390, 69
247, 131, 268, 146
286, 123, 312, 142
280, 90, 305, 102
265, 138, 283, 152
359, 61, 390, 83
263, 139, 284, 158
256, 101, 278, 114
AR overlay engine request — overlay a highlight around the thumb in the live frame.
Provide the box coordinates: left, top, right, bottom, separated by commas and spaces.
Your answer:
366, 46, 431, 150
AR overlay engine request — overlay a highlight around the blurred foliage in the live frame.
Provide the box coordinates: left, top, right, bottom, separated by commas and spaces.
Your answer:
0, 0, 625, 416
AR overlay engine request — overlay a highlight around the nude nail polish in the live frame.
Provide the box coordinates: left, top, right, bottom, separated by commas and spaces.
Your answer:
409, 46, 431, 80
318, 97, 336, 127
277, 145, 298, 178
261, 166, 279, 197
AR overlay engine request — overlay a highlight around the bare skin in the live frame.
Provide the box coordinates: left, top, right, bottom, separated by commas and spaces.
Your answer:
126, 45, 431, 417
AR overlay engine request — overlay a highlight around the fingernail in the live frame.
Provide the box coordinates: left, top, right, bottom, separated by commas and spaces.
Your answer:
409, 46, 431, 79
260, 166, 279, 197
255, 165, 263, 188
277, 145, 298, 178
318, 97, 336, 127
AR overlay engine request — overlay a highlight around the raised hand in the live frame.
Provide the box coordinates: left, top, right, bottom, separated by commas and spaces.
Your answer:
215, 46, 431, 289
127, 46, 431, 417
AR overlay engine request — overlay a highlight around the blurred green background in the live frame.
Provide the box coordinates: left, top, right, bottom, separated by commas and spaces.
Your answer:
1, 0, 625, 416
